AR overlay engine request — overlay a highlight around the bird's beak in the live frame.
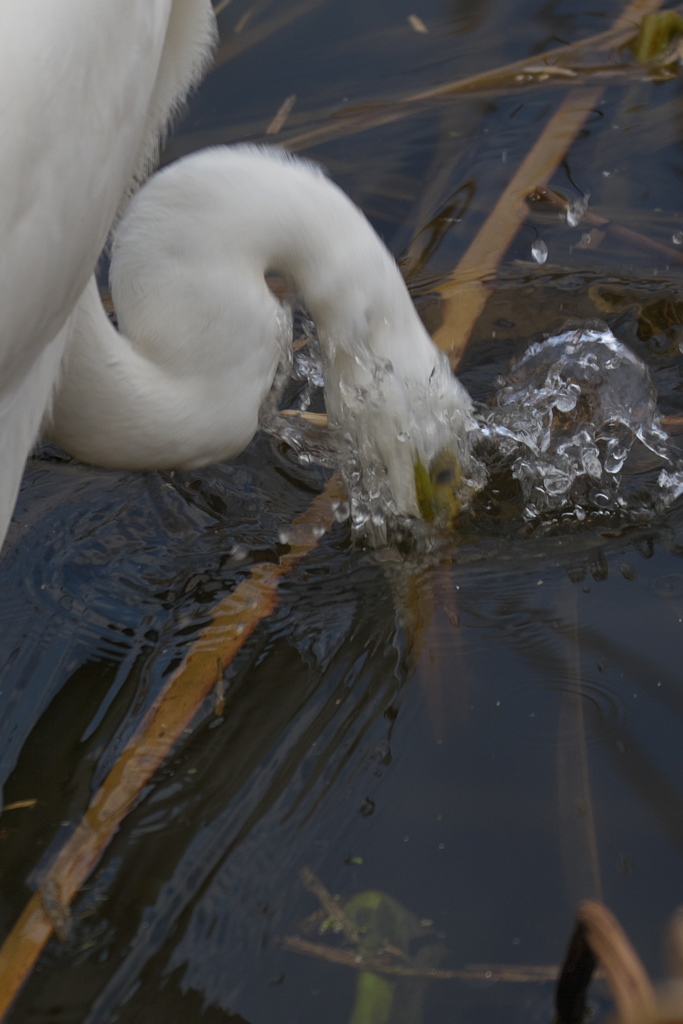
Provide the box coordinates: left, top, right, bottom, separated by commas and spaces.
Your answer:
414, 448, 466, 528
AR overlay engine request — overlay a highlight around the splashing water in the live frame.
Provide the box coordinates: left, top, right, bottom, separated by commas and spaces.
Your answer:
291, 318, 325, 410
329, 348, 483, 543
260, 314, 340, 472
261, 314, 484, 544
479, 321, 677, 519
264, 315, 682, 538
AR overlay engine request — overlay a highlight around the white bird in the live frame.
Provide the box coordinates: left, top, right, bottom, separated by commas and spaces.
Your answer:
0, 0, 216, 549
48, 146, 477, 532
1, 5, 475, 550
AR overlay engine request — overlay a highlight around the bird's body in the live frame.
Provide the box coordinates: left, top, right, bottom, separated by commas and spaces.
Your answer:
1, 4, 475, 550
0, 0, 216, 547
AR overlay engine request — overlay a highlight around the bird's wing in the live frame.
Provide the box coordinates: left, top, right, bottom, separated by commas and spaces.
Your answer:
0, 0, 176, 398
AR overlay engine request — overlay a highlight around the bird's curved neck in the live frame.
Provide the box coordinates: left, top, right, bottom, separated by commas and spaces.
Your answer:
48, 148, 469, 519
48, 274, 282, 470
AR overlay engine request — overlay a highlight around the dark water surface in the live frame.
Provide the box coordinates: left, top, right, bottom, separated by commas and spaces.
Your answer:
2, 1, 683, 1021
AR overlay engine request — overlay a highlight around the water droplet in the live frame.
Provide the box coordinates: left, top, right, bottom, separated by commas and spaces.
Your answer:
673, 231, 683, 245
531, 239, 548, 264
278, 529, 291, 545
312, 525, 326, 539
397, 431, 409, 442
229, 543, 248, 561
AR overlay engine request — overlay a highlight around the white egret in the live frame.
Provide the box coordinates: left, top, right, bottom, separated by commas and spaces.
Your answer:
2, 5, 476, 550
0, 0, 216, 548
48, 146, 477, 533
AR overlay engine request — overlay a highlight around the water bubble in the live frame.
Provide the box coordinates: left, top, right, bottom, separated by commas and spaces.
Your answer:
278, 529, 291, 545
567, 193, 590, 227
334, 501, 350, 523
397, 431, 410, 442
351, 506, 368, 527
544, 469, 571, 496
229, 543, 248, 561
581, 450, 602, 479
531, 239, 548, 264
659, 469, 683, 502
312, 525, 326, 539
554, 385, 579, 413
604, 449, 626, 474
673, 231, 683, 245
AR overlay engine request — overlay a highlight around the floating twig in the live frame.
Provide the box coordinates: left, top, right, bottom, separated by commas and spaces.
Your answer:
408, 14, 428, 34
283, 936, 561, 982
280, 8, 674, 153
2, 800, 37, 812
555, 900, 658, 1024
0, 476, 346, 1019
578, 900, 657, 1024
279, 409, 328, 427
266, 94, 297, 135
299, 867, 360, 944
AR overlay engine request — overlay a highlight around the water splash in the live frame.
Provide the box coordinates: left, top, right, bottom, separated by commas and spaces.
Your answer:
265, 315, 681, 538
479, 321, 676, 518
261, 315, 483, 544
329, 348, 483, 543
291, 318, 325, 410
260, 315, 340, 471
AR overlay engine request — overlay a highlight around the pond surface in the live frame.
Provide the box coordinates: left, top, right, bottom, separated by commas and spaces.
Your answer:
2, 1, 683, 1021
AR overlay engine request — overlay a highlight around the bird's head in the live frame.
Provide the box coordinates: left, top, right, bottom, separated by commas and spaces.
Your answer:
414, 448, 468, 529
321, 336, 483, 542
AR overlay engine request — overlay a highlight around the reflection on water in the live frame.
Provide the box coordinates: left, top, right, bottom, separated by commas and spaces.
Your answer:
3, 0, 683, 1022
4, 450, 683, 1024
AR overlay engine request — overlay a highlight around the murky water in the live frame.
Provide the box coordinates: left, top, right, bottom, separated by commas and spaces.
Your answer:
2, 1, 683, 1022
